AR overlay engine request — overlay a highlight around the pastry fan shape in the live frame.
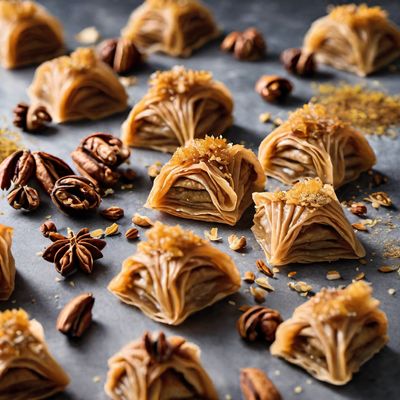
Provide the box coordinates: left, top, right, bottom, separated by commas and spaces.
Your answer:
0, 0, 64, 69
121, 66, 233, 153
0, 309, 70, 399
28, 47, 128, 123
108, 222, 241, 325
271, 281, 388, 385
258, 104, 376, 188
252, 178, 366, 266
122, 0, 219, 57
146, 136, 266, 225
0, 224, 15, 301
303, 4, 400, 77
105, 331, 218, 399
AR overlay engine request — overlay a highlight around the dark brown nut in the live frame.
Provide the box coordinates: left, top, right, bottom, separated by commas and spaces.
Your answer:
240, 368, 282, 400
350, 202, 367, 216
0, 150, 35, 190
97, 38, 142, 74
221, 28, 266, 61
39, 220, 57, 237
237, 305, 282, 342
120, 168, 137, 182
125, 227, 139, 240
51, 175, 101, 215
255, 75, 293, 102
32, 151, 74, 194
143, 331, 185, 363
280, 47, 316, 76
43, 228, 106, 276
71, 148, 120, 187
13, 102, 52, 132
7, 185, 40, 211
100, 206, 124, 221
56, 293, 95, 337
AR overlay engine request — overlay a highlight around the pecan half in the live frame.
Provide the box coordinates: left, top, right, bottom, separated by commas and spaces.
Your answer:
7, 185, 40, 211
13, 102, 52, 132
281, 47, 316, 76
240, 368, 282, 400
51, 175, 101, 215
237, 306, 282, 342
97, 38, 143, 74
100, 206, 124, 221
0, 150, 35, 190
39, 220, 57, 237
56, 293, 95, 337
255, 75, 293, 102
32, 151, 74, 194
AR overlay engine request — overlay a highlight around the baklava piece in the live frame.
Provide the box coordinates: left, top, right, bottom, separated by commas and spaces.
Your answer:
252, 178, 366, 266
108, 222, 241, 325
105, 331, 218, 399
258, 104, 376, 188
303, 4, 400, 77
28, 48, 128, 123
0, 309, 70, 399
0, 0, 64, 69
121, 66, 233, 153
146, 136, 265, 225
271, 281, 388, 385
0, 224, 15, 300
122, 0, 219, 57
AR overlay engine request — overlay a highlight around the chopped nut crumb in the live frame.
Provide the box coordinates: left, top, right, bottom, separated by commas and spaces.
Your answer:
250, 286, 268, 303
242, 271, 255, 283
255, 277, 275, 291
288, 281, 312, 294
255, 259, 274, 277
287, 271, 297, 278
147, 162, 162, 178
259, 112, 271, 123
352, 222, 368, 232
92, 375, 101, 383
204, 227, 221, 241
354, 272, 366, 281
294, 385, 303, 394
75, 26, 100, 44
326, 270, 341, 280
228, 234, 246, 251
104, 223, 119, 236
119, 76, 138, 87
388, 288, 396, 296
132, 213, 153, 227
228, 300, 236, 306
378, 265, 399, 273
90, 229, 104, 239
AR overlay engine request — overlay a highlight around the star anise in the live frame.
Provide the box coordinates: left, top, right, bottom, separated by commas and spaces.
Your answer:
42, 228, 106, 276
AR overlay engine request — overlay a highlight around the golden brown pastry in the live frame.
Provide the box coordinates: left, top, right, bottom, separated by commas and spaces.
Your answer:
145, 136, 265, 225
28, 47, 128, 123
252, 178, 366, 266
0, 309, 70, 399
0, 0, 64, 69
121, 66, 233, 153
122, 0, 219, 57
105, 331, 218, 399
303, 4, 400, 76
271, 281, 388, 385
108, 222, 241, 325
258, 104, 376, 188
0, 224, 15, 301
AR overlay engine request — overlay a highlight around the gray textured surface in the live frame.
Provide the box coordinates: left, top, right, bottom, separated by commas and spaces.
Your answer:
0, 0, 400, 399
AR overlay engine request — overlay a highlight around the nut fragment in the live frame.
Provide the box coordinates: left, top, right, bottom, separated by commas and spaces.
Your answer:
255, 75, 293, 102
13, 103, 52, 132
350, 202, 367, 216
288, 281, 312, 294
255, 259, 274, 277
7, 185, 40, 211
125, 227, 139, 240
250, 286, 268, 303
147, 162, 162, 179
51, 175, 101, 215
240, 368, 282, 400
75, 26, 100, 44
352, 222, 368, 232
280, 47, 316, 76
228, 234, 247, 251
364, 192, 392, 208
56, 293, 95, 337
255, 277, 275, 291
221, 28, 267, 61
100, 206, 124, 221
237, 305, 282, 342
242, 271, 255, 283
39, 220, 57, 238
326, 270, 341, 280
204, 227, 221, 241
132, 213, 154, 227
378, 265, 399, 273
105, 223, 119, 236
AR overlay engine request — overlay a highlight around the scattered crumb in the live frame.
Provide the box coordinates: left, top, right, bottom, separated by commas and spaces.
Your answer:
204, 227, 221, 241
259, 112, 271, 123
103, 188, 114, 197
69, 281, 75, 288
255, 277, 275, 291
388, 288, 396, 296
326, 270, 341, 280
287, 271, 297, 278
364, 192, 392, 208
104, 223, 119, 236
256, 259, 274, 277
90, 229, 104, 239
354, 272, 365, 281
147, 162, 162, 178
36, 251, 43, 257
75, 26, 100, 44
250, 286, 268, 303
228, 300, 236, 306
228, 234, 246, 251
119, 76, 138, 87
352, 222, 368, 232
378, 265, 399, 273
92, 375, 101, 383
288, 281, 312, 294
242, 271, 255, 283
294, 385, 303, 394
132, 213, 153, 227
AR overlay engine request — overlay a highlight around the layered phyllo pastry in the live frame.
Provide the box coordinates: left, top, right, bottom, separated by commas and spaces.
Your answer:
0, 224, 15, 301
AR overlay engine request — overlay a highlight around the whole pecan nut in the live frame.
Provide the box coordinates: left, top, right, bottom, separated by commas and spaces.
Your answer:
280, 47, 316, 76
0, 150, 35, 190
33, 151, 74, 194
97, 38, 142, 74
237, 305, 282, 342
240, 368, 282, 400
56, 293, 95, 337
255, 75, 293, 102
100, 206, 124, 221
51, 175, 101, 215
42, 228, 106, 276
13, 102, 52, 133
7, 185, 40, 211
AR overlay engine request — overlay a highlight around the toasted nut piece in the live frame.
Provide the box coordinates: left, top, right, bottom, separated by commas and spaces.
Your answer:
204, 227, 221, 241
56, 293, 95, 337
100, 206, 124, 221
132, 213, 153, 227
240, 368, 282, 400
125, 227, 139, 240
350, 202, 367, 216
326, 270, 341, 280
255, 277, 275, 291
352, 222, 368, 232
250, 286, 268, 303
105, 223, 119, 236
255, 259, 273, 277
242, 271, 255, 283
228, 234, 247, 251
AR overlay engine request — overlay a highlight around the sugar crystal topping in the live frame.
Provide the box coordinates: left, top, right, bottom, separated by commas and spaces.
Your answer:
138, 222, 206, 258
149, 66, 213, 98
329, 4, 388, 26
0, 0, 38, 20
54, 48, 98, 72
272, 178, 335, 207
